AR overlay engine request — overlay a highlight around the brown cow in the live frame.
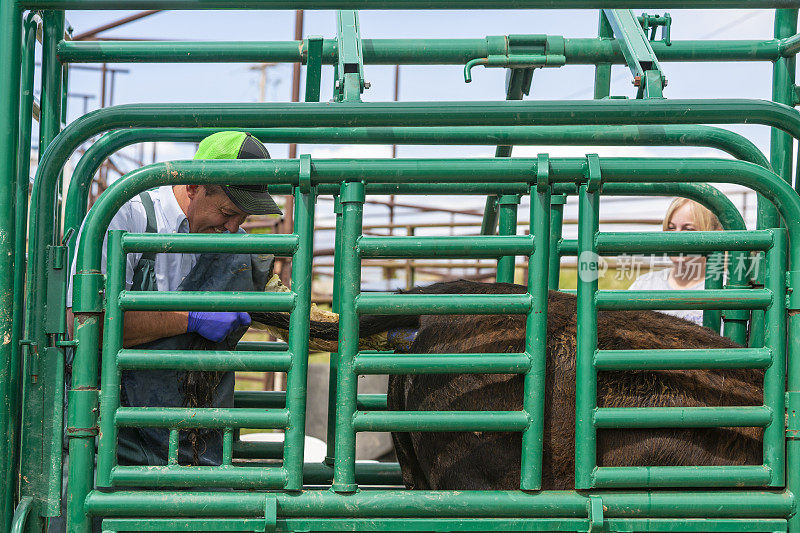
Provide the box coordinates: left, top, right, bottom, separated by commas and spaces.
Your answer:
252, 280, 763, 490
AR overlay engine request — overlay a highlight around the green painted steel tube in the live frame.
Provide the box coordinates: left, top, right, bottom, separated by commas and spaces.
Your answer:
283, 189, 315, 490
233, 390, 286, 409
496, 194, 521, 283
116, 350, 293, 371
96, 231, 125, 488
594, 348, 772, 370
117, 291, 296, 312
593, 406, 773, 428
352, 411, 530, 432
358, 235, 533, 259
548, 195, 565, 291
84, 488, 794, 519
302, 461, 402, 486
236, 341, 288, 351
763, 229, 788, 486
232, 440, 284, 459
596, 230, 774, 253
115, 408, 290, 429
593, 466, 773, 488
111, 465, 287, 488
0, 1, 22, 529
356, 293, 532, 315
23, 1, 800, 9
356, 394, 387, 410
597, 289, 772, 310
332, 181, 363, 492
121, 232, 299, 255
521, 182, 550, 490
9, 13, 35, 530
353, 353, 531, 374
594, 12, 613, 99
56, 38, 788, 65
326, 196, 344, 464
10, 497, 33, 533
575, 183, 599, 490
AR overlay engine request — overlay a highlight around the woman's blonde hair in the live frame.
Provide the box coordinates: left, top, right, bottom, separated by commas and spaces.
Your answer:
662, 198, 723, 232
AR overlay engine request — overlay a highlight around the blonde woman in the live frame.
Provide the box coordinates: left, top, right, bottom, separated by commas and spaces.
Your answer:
627, 198, 723, 325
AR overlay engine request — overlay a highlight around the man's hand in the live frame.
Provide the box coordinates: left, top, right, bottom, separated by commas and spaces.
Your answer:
187, 311, 252, 342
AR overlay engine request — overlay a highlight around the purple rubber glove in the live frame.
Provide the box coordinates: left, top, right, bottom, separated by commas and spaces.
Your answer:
186, 311, 252, 342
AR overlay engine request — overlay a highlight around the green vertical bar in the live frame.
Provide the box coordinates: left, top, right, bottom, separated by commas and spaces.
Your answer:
548, 194, 566, 291
304, 36, 323, 103
721, 251, 750, 345
39, 10, 63, 160
332, 181, 363, 493
594, 11, 613, 99
283, 187, 315, 490
702, 252, 722, 333
0, 2, 23, 531
167, 430, 179, 465
496, 194, 520, 283
763, 229, 787, 486
521, 161, 550, 490
96, 231, 125, 488
222, 429, 233, 466
575, 179, 599, 489
325, 195, 343, 465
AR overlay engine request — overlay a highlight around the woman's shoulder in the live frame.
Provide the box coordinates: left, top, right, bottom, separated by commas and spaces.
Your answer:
627, 268, 671, 290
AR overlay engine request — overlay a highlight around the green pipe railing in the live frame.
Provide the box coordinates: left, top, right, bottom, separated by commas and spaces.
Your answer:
66, 156, 800, 529
0, 3, 23, 531
21, 1, 800, 9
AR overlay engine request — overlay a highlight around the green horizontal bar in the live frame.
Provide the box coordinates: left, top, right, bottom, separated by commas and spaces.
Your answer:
354, 353, 531, 374
592, 465, 773, 488
110, 465, 287, 488
356, 293, 532, 315
116, 350, 292, 371
57, 39, 785, 65
122, 232, 299, 255
104, 517, 787, 533
118, 291, 296, 312
596, 230, 774, 253
358, 235, 534, 259
115, 407, 289, 429
352, 411, 529, 432
594, 348, 772, 370
85, 489, 793, 519
357, 394, 388, 410
302, 462, 403, 486
596, 289, 772, 310
26, 1, 799, 8
593, 406, 773, 428
233, 390, 285, 409
232, 440, 284, 460
235, 341, 289, 351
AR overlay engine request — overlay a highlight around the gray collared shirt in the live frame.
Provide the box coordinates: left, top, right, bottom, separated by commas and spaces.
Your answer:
67, 186, 197, 304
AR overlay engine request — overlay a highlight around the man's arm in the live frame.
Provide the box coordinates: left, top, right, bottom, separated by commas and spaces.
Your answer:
66, 308, 188, 347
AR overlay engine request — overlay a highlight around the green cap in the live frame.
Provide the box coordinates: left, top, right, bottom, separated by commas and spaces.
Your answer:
193, 131, 283, 215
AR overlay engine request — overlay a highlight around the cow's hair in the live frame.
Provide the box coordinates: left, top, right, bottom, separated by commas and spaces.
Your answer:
251, 279, 763, 490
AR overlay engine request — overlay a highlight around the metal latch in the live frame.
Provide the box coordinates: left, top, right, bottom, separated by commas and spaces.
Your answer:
261, 494, 277, 532
587, 495, 605, 533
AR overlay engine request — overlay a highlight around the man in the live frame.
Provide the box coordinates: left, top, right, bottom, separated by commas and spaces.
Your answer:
65, 130, 282, 466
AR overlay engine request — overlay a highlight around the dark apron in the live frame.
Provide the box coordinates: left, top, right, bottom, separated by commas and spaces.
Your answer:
117, 192, 274, 466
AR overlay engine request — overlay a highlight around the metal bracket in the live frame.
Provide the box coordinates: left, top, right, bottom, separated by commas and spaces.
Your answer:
638, 12, 671, 45
787, 392, 800, 440
340, 181, 365, 204
537, 153, 550, 192
45, 245, 68, 334
299, 154, 312, 193
335, 10, 366, 102
304, 36, 324, 103
785, 271, 800, 311
261, 494, 277, 532
603, 9, 667, 98
585, 154, 603, 193
587, 495, 605, 533
66, 388, 99, 438
71, 271, 104, 313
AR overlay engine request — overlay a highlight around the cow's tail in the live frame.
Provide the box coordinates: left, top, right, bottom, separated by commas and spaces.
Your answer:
250, 311, 420, 352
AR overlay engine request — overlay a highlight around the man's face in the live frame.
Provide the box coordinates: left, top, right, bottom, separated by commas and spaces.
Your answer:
185, 185, 249, 234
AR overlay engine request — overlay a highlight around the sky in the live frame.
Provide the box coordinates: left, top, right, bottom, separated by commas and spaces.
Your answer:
44, 8, 791, 287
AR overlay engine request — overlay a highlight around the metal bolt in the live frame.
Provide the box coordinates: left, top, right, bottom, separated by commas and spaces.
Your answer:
364, 81, 371, 89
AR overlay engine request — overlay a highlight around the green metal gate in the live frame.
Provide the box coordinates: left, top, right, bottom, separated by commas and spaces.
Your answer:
3, 3, 800, 533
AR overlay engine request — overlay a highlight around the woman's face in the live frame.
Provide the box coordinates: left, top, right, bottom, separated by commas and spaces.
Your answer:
666, 202, 705, 272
